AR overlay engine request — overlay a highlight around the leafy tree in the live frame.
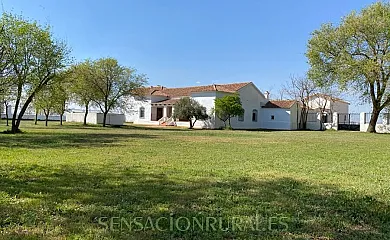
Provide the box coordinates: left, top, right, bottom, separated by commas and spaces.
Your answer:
34, 72, 71, 126
0, 81, 14, 126
214, 94, 244, 129
52, 72, 71, 126
0, 13, 69, 133
69, 61, 95, 125
307, 2, 390, 133
89, 58, 147, 127
34, 85, 57, 127
172, 97, 209, 129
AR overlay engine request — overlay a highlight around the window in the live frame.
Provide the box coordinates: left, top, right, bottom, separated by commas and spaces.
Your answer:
139, 107, 145, 119
238, 110, 244, 122
252, 109, 258, 122
271, 115, 275, 120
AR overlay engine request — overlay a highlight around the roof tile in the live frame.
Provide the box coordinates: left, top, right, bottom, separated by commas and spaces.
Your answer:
143, 82, 251, 97
263, 100, 297, 109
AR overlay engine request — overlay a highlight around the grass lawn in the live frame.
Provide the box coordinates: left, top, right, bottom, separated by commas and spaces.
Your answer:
0, 121, 389, 239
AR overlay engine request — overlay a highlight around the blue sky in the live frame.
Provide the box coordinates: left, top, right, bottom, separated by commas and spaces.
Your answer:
2, 0, 378, 111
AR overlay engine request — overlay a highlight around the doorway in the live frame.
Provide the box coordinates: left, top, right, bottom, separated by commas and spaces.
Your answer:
156, 108, 163, 120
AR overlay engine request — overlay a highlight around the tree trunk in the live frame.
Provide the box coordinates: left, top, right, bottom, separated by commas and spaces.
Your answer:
11, 95, 21, 133
60, 113, 63, 126
35, 112, 38, 125
45, 114, 49, 127
5, 104, 9, 126
228, 117, 231, 129
367, 107, 380, 133
13, 94, 35, 133
103, 111, 107, 127
189, 120, 193, 129
299, 108, 308, 130
83, 104, 89, 125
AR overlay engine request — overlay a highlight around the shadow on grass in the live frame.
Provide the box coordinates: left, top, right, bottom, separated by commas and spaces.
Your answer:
0, 165, 388, 239
0, 131, 156, 149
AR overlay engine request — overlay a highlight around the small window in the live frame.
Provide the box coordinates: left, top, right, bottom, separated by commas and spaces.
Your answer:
139, 107, 145, 119
252, 109, 258, 122
271, 115, 275, 120
238, 111, 244, 122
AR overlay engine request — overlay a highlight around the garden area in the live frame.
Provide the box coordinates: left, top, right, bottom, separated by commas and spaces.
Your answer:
0, 122, 389, 239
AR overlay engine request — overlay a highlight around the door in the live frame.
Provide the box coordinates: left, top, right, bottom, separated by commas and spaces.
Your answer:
167, 107, 172, 118
156, 108, 163, 120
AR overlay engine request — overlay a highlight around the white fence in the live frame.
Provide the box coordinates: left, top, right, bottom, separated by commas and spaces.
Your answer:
1, 114, 65, 121
360, 112, 390, 133
66, 112, 125, 125
305, 112, 390, 133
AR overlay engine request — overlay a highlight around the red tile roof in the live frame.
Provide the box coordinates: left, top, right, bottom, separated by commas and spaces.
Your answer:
151, 99, 179, 105
142, 82, 251, 97
263, 100, 297, 109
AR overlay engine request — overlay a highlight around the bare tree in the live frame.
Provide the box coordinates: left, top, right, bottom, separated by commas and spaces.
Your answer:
284, 75, 317, 129
311, 87, 340, 130
277, 88, 285, 100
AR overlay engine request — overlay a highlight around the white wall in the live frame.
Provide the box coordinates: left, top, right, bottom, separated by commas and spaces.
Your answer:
67, 112, 97, 124
126, 97, 153, 124
332, 101, 349, 113
306, 111, 322, 130
191, 91, 217, 129
360, 112, 390, 133
229, 83, 267, 129
260, 108, 292, 130
308, 96, 349, 114
66, 112, 125, 125
308, 96, 331, 110
96, 113, 125, 125
289, 103, 300, 130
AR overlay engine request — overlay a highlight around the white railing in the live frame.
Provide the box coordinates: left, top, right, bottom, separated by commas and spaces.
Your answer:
158, 116, 176, 126
158, 116, 168, 125
165, 117, 176, 126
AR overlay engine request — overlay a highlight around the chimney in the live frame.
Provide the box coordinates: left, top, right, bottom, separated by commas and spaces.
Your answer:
264, 91, 270, 100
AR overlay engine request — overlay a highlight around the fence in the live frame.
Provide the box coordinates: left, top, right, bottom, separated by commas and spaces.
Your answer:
364, 113, 390, 124
338, 113, 360, 125
360, 112, 390, 133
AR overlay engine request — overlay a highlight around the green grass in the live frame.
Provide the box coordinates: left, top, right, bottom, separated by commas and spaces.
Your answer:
0, 121, 389, 239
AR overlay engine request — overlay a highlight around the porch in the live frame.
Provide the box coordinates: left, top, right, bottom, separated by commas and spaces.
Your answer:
150, 99, 178, 122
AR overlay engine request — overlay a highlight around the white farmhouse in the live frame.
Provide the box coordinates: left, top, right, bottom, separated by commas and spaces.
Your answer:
308, 94, 349, 114
307, 94, 350, 124
125, 82, 303, 130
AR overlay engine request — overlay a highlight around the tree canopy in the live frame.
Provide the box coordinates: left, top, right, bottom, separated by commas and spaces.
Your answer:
307, 2, 390, 132
172, 97, 209, 129
0, 13, 70, 133
214, 94, 244, 129
87, 58, 147, 127
68, 61, 96, 125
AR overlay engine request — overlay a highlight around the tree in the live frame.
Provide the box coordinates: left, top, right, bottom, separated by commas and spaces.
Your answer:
0, 81, 14, 126
307, 2, 390, 133
52, 72, 71, 126
214, 94, 244, 129
69, 61, 95, 125
34, 85, 57, 127
311, 85, 340, 130
88, 58, 147, 127
284, 76, 317, 130
34, 72, 71, 126
172, 97, 209, 129
0, 13, 69, 133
